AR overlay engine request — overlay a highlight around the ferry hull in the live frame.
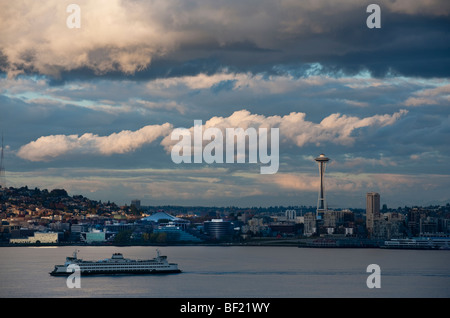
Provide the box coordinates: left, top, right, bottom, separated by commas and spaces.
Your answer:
50, 269, 182, 276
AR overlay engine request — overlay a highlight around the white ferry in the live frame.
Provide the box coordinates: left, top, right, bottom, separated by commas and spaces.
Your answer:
382, 238, 450, 250
50, 249, 181, 276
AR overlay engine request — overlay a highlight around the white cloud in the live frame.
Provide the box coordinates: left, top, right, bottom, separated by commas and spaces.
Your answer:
403, 83, 450, 106
16, 108, 407, 162
17, 123, 172, 161
160, 109, 408, 159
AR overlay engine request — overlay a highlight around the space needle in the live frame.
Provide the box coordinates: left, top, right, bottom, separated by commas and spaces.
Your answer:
315, 153, 330, 219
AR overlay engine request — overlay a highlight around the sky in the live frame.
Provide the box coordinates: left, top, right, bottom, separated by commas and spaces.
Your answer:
1, 0, 449, 209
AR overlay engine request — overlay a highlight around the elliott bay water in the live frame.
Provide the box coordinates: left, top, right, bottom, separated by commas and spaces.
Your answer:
0, 245, 449, 298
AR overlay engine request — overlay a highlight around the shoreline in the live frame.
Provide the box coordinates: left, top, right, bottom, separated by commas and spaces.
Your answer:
1, 237, 448, 250
0, 240, 368, 248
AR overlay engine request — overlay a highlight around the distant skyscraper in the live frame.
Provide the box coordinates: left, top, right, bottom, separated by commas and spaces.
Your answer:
314, 153, 330, 218
366, 192, 380, 237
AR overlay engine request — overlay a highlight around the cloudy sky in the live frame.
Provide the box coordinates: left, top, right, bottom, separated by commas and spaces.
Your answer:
1, 0, 449, 209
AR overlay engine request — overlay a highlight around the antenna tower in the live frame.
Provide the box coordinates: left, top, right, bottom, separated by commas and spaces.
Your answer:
0, 134, 5, 188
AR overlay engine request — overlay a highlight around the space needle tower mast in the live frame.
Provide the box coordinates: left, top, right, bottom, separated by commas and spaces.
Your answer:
315, 153, 330, 219
0, 134, 5, 188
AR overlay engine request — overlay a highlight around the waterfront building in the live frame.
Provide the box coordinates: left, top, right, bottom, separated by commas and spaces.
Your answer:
323, 210, 354, 228
10, 232, 58, 244
372, 213, 405, 240
269, 222, 299, 235
70, 223, 89, 241
80, 230, 115, 244
242, 217, 269, 235
420, 216, 439, 236
203, 219, 233, 241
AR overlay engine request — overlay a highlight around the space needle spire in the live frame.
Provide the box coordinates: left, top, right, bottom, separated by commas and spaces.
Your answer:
314, 153, 330, 219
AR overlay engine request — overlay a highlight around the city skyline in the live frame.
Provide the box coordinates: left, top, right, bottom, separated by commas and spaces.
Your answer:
1, 1, 450, 209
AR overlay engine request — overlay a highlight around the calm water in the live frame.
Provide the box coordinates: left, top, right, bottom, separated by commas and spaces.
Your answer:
0, 245, 449, 298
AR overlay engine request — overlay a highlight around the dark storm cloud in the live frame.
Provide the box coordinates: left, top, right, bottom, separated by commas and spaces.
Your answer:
1, 0, 449, 81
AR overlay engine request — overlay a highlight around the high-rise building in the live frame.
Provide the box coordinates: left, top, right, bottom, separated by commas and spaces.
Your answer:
366, 192, 380, 237
314, 154, 330, 218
